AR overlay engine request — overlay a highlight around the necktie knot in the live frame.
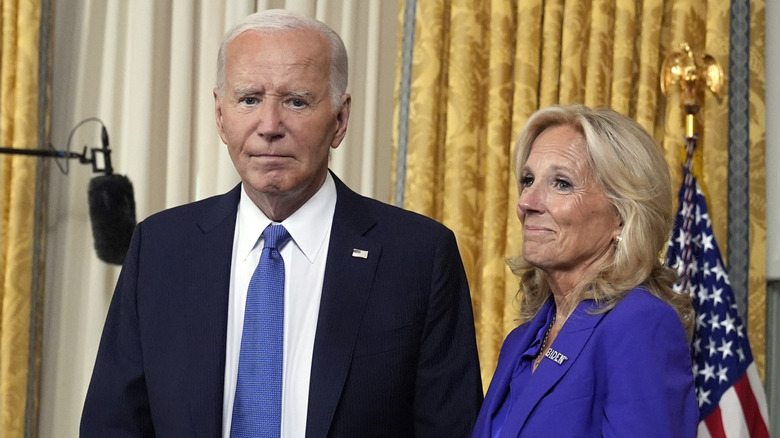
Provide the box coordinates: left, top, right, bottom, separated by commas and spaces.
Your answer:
262, 224, 291, 251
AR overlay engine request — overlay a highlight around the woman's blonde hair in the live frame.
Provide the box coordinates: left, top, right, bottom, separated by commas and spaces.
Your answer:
508, 104, 693, 336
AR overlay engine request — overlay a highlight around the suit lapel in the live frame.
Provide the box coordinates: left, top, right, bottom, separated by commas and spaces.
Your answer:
499, 300, 605, 438
306, 174, 380, 438
185, 186, 240, 437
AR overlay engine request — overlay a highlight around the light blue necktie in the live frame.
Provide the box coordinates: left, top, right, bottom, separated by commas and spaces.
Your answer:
231, 224, 290, 438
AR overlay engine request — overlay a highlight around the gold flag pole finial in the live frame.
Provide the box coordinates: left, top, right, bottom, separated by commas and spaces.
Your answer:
661, 42, 725, 137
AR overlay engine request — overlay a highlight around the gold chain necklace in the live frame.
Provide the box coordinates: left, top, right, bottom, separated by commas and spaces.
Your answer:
533, 312, 556, 370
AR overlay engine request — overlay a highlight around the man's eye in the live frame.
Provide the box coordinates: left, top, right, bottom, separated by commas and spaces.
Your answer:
289, 98, 307, 108
240, 97, 259, 105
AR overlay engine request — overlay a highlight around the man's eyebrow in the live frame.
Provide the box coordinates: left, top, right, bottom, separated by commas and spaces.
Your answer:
284, 90, 315, 100
233, 86, 262, 96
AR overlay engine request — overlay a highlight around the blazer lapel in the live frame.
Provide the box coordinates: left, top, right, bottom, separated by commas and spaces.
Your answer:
499, 300, 605, 438
474, 300, 553, 437
305, 173, 380, 438
185, 186, 240, 437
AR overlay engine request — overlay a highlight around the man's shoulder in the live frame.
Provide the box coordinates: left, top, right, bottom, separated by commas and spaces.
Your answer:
347, 195, 457, 250
142, 185, 240, 229
333, 178, 449, 233
361, 196, 446, 228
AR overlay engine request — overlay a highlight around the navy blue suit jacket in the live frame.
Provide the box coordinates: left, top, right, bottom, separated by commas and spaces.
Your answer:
472, 287, 697, 438
81, 173, 482, 437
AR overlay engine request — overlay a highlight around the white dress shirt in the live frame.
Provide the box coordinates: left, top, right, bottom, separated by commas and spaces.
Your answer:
222, 173, 336, 438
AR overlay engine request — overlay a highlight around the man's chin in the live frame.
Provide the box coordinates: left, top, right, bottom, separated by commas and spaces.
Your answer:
244, 180, 290, 197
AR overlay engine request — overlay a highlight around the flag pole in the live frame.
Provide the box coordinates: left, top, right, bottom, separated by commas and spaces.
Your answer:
661, 42, 724, 293
686, 114, 695, 139
661, 44, 770, 437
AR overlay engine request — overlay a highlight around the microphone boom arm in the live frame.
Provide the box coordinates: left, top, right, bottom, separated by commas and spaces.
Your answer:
0, 146, 82, 159
0, 117, 113, 175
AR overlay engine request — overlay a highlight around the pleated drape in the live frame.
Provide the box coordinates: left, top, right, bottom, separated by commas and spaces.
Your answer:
393, 0, 766, 389
0, 1, 44, 437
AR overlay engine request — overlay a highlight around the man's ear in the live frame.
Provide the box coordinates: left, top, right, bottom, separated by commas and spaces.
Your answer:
331, 94, 351, 149
214, 88, 227, 144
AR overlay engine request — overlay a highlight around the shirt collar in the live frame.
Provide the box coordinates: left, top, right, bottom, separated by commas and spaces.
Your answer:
236, 172, 337, 263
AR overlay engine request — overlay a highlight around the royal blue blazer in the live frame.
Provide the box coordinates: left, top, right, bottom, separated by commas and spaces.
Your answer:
81, 172, 482, 437
473, 287, 698, 438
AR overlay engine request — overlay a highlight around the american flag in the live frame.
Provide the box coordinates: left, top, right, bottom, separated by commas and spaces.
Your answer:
665, 136, 769, 437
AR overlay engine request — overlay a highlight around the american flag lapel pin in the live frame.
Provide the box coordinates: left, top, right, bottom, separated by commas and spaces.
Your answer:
352, 248, 369, 259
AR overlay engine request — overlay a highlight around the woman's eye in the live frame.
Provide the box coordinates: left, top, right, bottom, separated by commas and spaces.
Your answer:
554, 179, 572, 190
519, 175, 534, 187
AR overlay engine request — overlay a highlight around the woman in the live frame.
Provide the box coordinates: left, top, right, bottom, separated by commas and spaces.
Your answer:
473, 104, 698, 437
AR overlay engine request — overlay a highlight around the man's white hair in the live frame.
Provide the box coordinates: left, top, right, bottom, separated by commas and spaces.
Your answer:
215, 9, 348, 109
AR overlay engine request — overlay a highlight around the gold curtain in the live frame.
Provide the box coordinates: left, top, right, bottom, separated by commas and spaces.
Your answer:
393, 0, 766, 389
1, 0, 45, 437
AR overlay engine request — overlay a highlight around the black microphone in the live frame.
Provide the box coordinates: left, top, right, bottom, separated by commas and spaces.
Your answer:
87, 126, 137, 265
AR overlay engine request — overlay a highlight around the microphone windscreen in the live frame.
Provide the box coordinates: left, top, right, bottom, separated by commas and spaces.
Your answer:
87, 174, 137, 264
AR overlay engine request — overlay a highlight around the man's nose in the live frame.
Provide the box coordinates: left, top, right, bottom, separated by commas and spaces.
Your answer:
256, 101, 284, 139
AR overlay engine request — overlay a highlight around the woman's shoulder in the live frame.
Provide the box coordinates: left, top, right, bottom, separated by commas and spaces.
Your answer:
601, 286, 686, 335
614, 286, 676, 313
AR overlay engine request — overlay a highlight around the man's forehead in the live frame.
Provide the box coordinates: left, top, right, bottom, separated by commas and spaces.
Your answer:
229, 28, 328, 54
226, 34, 329, 70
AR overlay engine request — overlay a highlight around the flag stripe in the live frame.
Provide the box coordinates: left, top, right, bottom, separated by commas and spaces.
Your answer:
745, 363, 770, 421
719, 386, 750, 437
732, 372, 769, 437
704, 407, 727, 438
698, 422, 713, 438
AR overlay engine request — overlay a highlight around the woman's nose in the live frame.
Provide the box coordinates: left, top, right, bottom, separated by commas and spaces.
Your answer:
517, 184, 542, 216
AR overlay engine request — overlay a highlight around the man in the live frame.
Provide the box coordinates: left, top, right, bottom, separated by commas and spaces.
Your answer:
80, 9, 482, 438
